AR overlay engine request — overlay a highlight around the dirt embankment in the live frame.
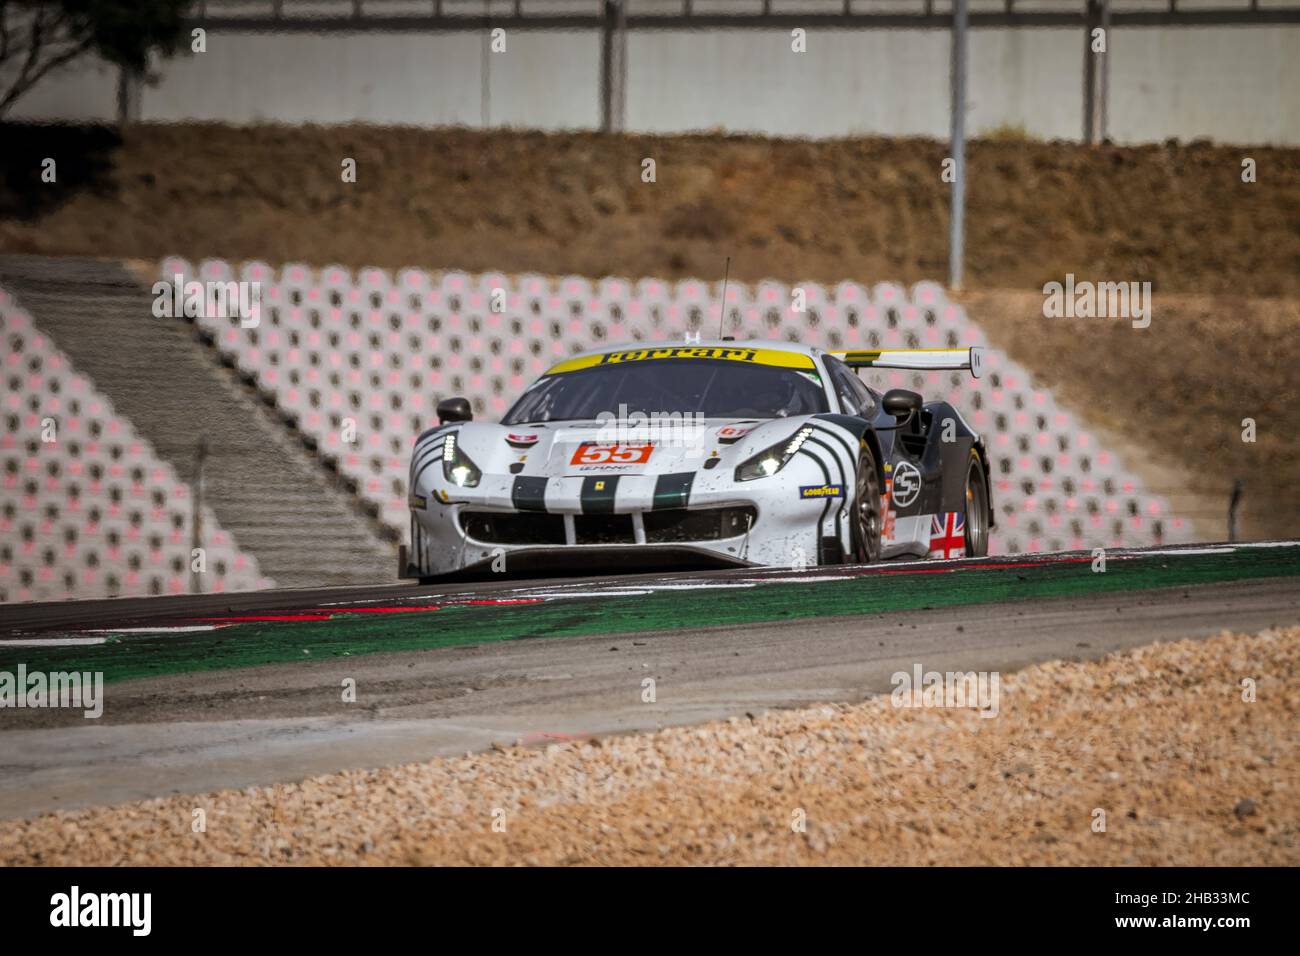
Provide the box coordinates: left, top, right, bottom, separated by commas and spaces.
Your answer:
2, 123, 1299, 296
1, 626, 1295, 866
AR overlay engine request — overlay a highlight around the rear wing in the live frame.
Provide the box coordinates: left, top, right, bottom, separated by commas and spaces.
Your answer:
830, 347, 984, 379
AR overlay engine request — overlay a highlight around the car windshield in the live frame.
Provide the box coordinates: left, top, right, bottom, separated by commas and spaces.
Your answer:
502, 357, 829, 424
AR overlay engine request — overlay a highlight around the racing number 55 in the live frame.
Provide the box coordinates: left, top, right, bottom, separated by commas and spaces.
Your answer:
571, 443, 654, 466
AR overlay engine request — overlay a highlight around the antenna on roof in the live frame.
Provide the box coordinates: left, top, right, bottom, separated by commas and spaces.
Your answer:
717, 256, 731, 340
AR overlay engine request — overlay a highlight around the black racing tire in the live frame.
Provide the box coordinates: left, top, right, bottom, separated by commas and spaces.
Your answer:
849, 443, 883, 564
964, 449, 991, 558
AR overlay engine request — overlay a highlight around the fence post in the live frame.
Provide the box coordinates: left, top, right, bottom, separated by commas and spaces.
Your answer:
600, 2, 614, 131
1099, 0, 1111, 141
1082, 0, 1101, 143
600, 0, 628, 133
948, 0, 968, 290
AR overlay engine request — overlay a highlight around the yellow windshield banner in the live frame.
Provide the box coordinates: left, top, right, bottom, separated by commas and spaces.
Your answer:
547, 346, 816, 375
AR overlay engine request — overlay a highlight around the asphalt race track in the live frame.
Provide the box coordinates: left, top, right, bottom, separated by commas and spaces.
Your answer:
0, 541, 1297, 819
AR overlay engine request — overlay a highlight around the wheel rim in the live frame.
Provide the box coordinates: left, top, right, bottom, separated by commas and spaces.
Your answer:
855, 458, 881, 562
965, 459, 987, 556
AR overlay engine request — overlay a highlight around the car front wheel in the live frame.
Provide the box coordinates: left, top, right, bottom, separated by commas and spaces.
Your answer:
849, 444, 883, 564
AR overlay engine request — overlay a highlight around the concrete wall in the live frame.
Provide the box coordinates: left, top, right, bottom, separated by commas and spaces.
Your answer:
10, 25, 1299, 144
8, 54, 121, 123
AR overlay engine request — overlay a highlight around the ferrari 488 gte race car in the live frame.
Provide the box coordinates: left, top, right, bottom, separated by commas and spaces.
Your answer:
402, 341, 990, 578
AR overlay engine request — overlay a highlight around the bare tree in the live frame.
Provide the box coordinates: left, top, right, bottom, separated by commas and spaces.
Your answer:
0, 4, 91, 115
0, 1, 188, 118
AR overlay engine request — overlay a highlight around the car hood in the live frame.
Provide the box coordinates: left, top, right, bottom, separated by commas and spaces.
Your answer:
451, 416, 821, 478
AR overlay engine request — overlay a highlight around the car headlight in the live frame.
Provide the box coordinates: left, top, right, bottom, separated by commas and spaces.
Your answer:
442, 432, 482, 488
734, 426, 815, 481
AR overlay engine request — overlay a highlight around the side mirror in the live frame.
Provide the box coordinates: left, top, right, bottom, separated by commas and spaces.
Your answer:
882, 388, 922, 421
437, 397, 472, 424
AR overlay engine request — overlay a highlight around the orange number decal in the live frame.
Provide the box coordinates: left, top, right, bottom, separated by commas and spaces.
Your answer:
571, 443, 654, 466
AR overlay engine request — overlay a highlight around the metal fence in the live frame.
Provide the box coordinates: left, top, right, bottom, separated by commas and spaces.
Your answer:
190, 0, 1300, 31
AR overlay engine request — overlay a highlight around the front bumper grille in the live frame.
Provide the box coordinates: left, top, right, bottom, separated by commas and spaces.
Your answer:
643, 506, 756, 543
459, 506, 757, 546
574, 514, 635, 544
460, 511, 566, 545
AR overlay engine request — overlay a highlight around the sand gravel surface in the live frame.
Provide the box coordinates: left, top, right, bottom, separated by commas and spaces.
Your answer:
1, 625, 1295, 866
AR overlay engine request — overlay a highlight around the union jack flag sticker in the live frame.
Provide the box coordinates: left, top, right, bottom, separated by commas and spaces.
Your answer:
928, 512, 966, 560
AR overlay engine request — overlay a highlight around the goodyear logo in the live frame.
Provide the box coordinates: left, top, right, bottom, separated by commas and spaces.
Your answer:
800, 484, 844, 499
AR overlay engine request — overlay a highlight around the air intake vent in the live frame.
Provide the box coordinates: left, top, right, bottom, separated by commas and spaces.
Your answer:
460, 512, 566, 545
644, 507, 756, 543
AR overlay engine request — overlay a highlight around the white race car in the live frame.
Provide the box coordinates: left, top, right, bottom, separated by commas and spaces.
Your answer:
402, 341, 990, 578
